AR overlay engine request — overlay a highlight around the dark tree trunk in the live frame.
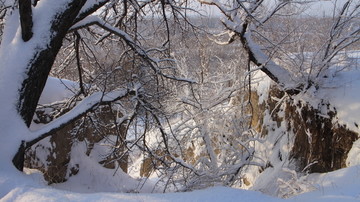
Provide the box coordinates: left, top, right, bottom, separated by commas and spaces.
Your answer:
13, 0, 87, 171
19, 0, 33, 41
12, 141, 26, 171
18, 0, 87, 127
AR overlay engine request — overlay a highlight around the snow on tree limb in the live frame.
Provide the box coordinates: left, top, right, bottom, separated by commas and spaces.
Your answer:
315, 1, 360, 77
199, 0, 232, 18
25, 88, 137, 149
241, 29, 303, 93
203, 0, 310, 94
74, 0, 108, 23
205, 0, 359, 95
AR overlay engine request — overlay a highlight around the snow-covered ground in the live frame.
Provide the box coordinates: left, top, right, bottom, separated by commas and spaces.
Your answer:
1, 165, 360, 201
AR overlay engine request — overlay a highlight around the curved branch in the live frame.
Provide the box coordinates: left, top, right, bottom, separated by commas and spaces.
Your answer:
13, 87, 136, 171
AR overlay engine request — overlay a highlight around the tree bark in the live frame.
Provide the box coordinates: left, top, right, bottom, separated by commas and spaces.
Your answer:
13, 0, 87, 171
18, 0, 86, 127
12, 141, 26, 171
19, 0, 33, 41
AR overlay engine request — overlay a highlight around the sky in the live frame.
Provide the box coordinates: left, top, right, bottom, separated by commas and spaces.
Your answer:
198, 0, 353, 17
303, 0, 351, 17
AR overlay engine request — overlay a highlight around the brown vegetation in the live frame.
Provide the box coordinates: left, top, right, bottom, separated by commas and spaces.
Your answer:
251, 85, 358, 173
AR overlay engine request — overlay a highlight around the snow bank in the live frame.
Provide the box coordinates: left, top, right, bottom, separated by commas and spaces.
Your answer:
317, 52, 360, 167
241, 51, 360, 199
317, 52, 360, 133
38, 77, 78, 105
292, 165, 360, 202
347, 140, 360, 166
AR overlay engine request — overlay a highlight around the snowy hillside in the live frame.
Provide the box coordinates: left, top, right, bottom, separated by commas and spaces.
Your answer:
0, 0, 359, 201
2, 53, 360, 201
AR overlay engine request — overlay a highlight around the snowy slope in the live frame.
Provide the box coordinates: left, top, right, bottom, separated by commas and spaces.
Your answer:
3, 59, 360, 201
3, 55, 360, 201
316, 51, 360, 133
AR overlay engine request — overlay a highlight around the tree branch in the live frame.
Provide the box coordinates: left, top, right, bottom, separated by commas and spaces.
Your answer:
237, 23, 303, 95
74, 31, 86, 96
74, 0, 109, 24
219, 1, 306, 95
25, 88, 136, 149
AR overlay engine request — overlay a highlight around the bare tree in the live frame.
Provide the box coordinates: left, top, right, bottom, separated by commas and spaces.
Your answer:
200, 0, 360, 94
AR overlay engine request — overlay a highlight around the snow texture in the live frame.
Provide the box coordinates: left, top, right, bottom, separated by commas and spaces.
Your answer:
1, 165, 360, 201
38, 77, 78, 105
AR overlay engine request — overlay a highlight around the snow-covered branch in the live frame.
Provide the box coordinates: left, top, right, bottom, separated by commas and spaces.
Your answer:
74, 0, 108, 23
25, 88, 136, 149
206, 0, 322, 94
